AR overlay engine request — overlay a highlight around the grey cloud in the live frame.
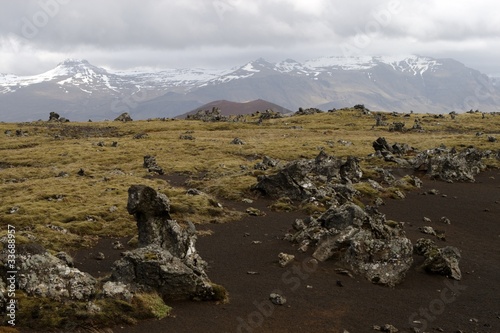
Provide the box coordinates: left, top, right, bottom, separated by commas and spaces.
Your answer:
0, 0, 499, 75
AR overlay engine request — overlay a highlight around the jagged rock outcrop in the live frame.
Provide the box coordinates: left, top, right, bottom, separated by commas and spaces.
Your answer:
295, 107, 323, 116
389, 122, 405, 132
48, 111, 69, 122
186, 107, 228, 122
254, 156, 279, 170
0, 247, 97, 301
114, 112, 133, 122
49, 111, 60, 121
256, 109, 283, 120
372, 137, 414, 167
252, 151, 362, 204
111, 185, 217, 300
372, 138, 485, 181
143, 155, 164, 175
230, 137, 245, 145
414, 238, 462, 280
286, 203, 413, 287
410, 146, 484, 182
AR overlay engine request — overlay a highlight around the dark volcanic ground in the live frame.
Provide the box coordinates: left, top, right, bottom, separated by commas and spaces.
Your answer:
21, 170, 500, 333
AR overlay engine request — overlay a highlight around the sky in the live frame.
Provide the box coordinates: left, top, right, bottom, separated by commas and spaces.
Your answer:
0, 0, 499, 76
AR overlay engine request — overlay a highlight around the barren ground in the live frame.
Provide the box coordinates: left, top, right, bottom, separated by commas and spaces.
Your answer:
35, 169, 499, 333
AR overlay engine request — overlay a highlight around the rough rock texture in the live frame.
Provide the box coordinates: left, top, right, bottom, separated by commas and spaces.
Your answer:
143, 155, 164, 175
295, 107, 323, 116
372, 138, 485, 182
411, 147, 484, 182
112, 245, 214, 300
414, 238, 462, 280
114, 112, 133, 122
254, 156, 279, 170
112, 185, 217, 300
286, 203, 413, 287
372, 137, 414, 167
389, 122, 405, 132
48, 111, 70, 122
102, 281, 133, 301
252, 151, 362, 203
269, 293, 287, 305
230, 137, 245, 145
5, 251, 97, 301
49, 111, 60, 121
278, 253, 295, 267
186, 107, 228, 122
257, 109, 283, 120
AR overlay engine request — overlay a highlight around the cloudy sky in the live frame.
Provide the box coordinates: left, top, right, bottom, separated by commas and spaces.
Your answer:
1, 0, 499, 75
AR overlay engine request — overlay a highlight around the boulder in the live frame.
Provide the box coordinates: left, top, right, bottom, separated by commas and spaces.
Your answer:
295, 107, 323, 116
254, 156, 279, 170
372, 137, 393, 154
143, 155, 164, 175
102, 281, 133, 301
252, 151, 361, 203
114, 112, 133, 122
257, 109, 283, 120
49, 111, 60, 121
112, 185, 218, 300
414, 238, 462, 280
374, 114, 387, 126
269, 293, 287, 305
286, 204, 413, 287
410, 147, 484, 182
278, 253, 295, 267
127, 185, 187, 256
1, 249, 97, 301
186, 107, 228, 122
112, 245, 214, 300
230, 137, 245, 145
372, 138, 413, 167
389, 122, 405, 132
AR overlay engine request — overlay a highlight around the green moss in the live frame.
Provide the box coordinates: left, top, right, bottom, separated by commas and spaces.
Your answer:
353, 182, 381, 198
134, 293, 171, 319
210, 283, 230, 304
268, 200, 295, 212
385, 220, 399, 228
12, 291, 171, 331
144, 252, 158, 260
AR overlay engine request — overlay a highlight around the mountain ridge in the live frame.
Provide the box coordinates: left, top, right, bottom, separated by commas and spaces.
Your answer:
1, 55, 499, 122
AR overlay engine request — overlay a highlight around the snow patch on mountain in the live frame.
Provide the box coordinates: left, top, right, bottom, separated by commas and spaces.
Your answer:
304, 55, 375, 70
0, 55, 459, 95
303, 55, 441, 76
377, 55, 441, 76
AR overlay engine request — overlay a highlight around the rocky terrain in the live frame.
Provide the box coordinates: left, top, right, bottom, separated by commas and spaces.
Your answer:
0, 108, 499, 332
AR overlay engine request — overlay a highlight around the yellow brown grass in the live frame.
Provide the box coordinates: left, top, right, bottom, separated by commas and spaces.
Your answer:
1, 109, 498, 252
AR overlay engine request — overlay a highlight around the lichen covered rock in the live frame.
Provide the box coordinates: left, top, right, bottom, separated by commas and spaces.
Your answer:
286, 203, 413, 287
112, 185, 220, 301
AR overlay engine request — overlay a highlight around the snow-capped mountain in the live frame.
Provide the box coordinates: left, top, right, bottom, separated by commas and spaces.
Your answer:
0, 55, 498, 122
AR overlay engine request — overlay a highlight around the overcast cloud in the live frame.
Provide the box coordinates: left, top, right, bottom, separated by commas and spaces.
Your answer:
1, 0, 499, 75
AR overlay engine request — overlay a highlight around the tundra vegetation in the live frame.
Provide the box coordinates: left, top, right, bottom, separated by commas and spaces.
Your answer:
0, 108, 499, 330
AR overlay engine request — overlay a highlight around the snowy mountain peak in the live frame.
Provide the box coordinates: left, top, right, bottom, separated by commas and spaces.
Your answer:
238, 58, 275, 72
54, 58, 108, 76
375, 55, 441, 75
305, 55, 375, 70
275, 59, 305, 73
304, 55, 441, 75
58, 58, 91, 66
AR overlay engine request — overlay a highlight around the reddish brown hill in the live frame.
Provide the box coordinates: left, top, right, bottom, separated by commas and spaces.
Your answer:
178, 99, 293, 118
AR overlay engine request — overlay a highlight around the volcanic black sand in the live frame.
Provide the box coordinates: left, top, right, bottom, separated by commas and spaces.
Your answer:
22, 169, 500, 333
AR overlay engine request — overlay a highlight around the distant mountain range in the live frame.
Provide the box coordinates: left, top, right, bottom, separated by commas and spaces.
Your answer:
1, 55, 499, 122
